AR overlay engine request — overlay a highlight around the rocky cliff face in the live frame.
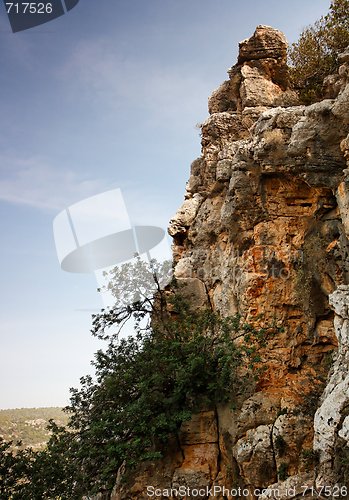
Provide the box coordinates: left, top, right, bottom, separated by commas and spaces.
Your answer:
113, 26, 349, 499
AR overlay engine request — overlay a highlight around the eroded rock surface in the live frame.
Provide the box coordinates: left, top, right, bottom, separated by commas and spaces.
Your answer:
314, 285, 349, 490
112, 26, 349, 499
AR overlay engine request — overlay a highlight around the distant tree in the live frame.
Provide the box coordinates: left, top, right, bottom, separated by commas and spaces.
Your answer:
0, 426, 85, 499
0, 438, 21, 498
288, 0, 349, 103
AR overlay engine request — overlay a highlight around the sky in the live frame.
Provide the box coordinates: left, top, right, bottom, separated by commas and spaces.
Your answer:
0, 0, 331, 409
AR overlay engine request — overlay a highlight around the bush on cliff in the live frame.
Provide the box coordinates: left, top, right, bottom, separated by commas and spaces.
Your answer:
288, 0, 349, 103
0, 259, 263, 498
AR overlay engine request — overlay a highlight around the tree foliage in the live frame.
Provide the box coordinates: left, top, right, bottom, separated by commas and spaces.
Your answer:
0, 259, 265, 498
67, 294, 251, 494
288, 0, 349, 103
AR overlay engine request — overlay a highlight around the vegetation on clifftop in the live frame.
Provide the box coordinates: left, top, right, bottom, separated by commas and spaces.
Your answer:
288, 0, 349, 103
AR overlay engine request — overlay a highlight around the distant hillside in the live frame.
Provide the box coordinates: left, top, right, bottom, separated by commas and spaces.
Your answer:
0, 407, 69, 450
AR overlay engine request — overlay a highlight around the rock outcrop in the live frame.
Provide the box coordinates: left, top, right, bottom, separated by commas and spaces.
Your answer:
112, 26, 349, 499
314, 286, 349, 490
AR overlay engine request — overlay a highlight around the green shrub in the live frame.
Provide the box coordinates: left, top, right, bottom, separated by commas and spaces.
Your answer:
0, 260, 268, 498
288, 0, 349, 103
66, 295, 248, 493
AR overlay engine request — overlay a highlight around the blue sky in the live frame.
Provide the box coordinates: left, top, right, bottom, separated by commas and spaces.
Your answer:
0, 0, 330, 409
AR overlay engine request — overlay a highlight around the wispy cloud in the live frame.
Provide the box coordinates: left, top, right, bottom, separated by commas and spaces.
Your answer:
0, 154, 177, 231
0, 155, 108, 211
59, 38, 212, 123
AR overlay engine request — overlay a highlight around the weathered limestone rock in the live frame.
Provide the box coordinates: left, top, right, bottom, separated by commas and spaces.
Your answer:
172, 411, 220, 493
112, 30, 349, 498
314, 285, 349, 488
323, 73, 342, 99
167, 28, 349, 496
234, 424, 276, 488
175, 277, 209, 309
168, 193, 203, 238
337, 179, 349, 236
272, 414, 313, 478
208, 25, 298, 116
238, 26, 287, 64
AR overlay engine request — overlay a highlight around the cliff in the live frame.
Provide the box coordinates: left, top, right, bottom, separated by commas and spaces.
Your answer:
112, 26, 349, 499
